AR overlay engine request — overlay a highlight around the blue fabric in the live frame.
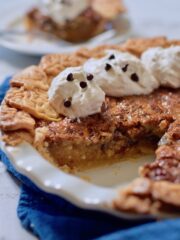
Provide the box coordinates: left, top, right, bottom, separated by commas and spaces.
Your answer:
0, 77, 180, 240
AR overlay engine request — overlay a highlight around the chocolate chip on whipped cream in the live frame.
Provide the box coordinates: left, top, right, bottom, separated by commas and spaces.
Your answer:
66, 73, 74, 81
48, 66, 105, 118
64, 98, 72, 108
105, 63, 112, 71
130, 73, 139, 82
122, 64, 128, 72
79, 81, 87, 89
84, 50, 158, 97
108, 54, 115, 60
86, 74, 94, 81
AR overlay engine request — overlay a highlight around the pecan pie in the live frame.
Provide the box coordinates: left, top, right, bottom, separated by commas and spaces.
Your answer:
0, 37, 180, 215
25, 0, 126, 43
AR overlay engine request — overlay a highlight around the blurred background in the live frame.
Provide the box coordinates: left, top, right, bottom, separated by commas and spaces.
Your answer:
0, 0, 180, 80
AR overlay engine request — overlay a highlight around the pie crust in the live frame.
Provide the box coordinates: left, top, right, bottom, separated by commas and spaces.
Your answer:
0, 37, 180, 215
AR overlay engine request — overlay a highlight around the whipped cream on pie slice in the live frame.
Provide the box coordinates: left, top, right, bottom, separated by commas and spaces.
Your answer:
84, 50, 158, 97
48, 66, 105, 118
141, 46, 180, 88
40, 0, 90, 25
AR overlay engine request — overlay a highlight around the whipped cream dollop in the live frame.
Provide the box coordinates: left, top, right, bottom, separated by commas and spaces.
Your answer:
49, 47, 180, 118
48, 67, 105, 118
41, 0, 89, 24
141, 46, 180, 88
84, 50, 158, 97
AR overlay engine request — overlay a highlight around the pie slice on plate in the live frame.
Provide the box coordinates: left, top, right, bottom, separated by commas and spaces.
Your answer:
25, 0, 126, 43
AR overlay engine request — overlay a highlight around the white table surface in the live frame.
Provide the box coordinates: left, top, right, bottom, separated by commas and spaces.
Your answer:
0, 0, 180, 239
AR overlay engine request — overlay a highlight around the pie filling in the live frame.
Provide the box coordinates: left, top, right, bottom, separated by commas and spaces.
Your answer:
35, 87, 178, 179
46, 132, 156, 171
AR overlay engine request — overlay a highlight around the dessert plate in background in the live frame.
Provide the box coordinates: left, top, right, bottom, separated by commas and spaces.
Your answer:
0, 0, 131, 56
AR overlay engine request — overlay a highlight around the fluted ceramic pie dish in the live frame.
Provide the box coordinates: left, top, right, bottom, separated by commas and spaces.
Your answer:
0, 37, 180, 218
0, 140, 155, 219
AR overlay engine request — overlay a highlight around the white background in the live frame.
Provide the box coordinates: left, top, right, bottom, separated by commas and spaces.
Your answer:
0, 0, 180, 239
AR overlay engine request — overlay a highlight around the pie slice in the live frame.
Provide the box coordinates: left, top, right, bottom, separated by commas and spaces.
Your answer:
0, 37, 180, 215
25, 0, 126, 43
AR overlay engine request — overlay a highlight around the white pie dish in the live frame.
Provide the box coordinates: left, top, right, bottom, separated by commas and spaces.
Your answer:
0, 138, 157, 220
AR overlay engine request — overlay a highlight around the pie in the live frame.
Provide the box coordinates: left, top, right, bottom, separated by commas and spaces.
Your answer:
0, 37, 180, 215
24, 0, 126, 43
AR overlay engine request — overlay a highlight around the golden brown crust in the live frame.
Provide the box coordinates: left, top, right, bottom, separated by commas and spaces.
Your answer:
121, 37, 180, 57
113, 178, 180, 215
0, 101, 35, 132
11, 66, 49, 90
2, 131, 33, 146
140, 120, 180, 183
40, 53, 85, 78
5, 87, 59, 121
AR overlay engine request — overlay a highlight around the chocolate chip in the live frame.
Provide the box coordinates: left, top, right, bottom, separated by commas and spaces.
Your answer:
108, 54, 115, 60
80, 81, 87, 89
122, 64, 128, 72
87, 74, 94, 81
130, 73, 139, 82
64, 99, 71, 108
61, 0, 71, 5
65, 19, 71, 24
66, 73, 74, 81
105, 63, 112, 71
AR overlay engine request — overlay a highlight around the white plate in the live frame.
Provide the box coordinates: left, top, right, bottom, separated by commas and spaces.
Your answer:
0, 0, 131, 56
1, 139, 156, 220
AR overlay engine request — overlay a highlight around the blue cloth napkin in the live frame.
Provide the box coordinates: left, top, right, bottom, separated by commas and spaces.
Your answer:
0, 77, 180, 240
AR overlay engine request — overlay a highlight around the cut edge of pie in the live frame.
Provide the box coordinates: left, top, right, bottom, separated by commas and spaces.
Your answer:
0, 36, 180, 215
